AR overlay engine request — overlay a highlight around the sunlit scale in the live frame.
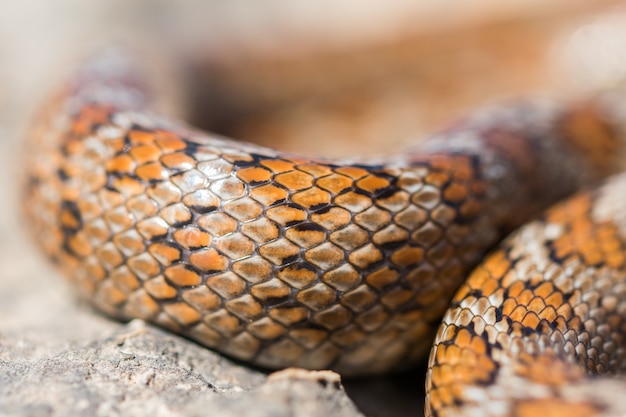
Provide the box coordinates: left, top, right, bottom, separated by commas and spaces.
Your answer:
22, 49, 626, 398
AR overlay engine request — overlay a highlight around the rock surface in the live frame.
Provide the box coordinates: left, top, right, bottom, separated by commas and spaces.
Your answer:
0, 319, 365, 417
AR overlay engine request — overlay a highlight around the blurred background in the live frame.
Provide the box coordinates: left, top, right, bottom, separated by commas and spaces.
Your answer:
2, 1, 626, 416
3, 0, 626, 157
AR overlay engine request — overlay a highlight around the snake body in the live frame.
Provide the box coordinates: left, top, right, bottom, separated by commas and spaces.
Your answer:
22, 51, 626, 414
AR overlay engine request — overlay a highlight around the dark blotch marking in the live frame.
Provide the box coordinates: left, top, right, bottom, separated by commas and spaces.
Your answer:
293, 223, 325, 233
280, 254, 300, 266
59, 200, 82, 236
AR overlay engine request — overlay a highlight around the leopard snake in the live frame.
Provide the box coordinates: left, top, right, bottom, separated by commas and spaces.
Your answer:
22, 49, 626, 416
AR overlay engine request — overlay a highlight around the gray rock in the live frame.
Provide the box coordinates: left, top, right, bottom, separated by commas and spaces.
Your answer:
0, 320, 364, 417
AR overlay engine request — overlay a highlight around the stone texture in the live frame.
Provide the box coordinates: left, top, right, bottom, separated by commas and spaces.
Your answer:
0, 320, 364, 417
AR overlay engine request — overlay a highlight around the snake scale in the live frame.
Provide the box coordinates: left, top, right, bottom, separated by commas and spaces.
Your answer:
22, 50, 626, 416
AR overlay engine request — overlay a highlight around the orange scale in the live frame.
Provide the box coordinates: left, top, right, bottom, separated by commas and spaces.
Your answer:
443, 182, 468, 203
206, 272, 246, 299
526, 297, 547, 315
354, 206, 391, 232
275, 170, 314, 191
425, 171, 450, 187
129, 143, 162, 164
164, 264, 202, 287
581, 249, 603, 266
269, 306, 309, 326
249, 184, 288, 206
379, 288, 413, 310
459, 199, 483, 220
450, 163, 474, 182
250, 279, 291, 303
144, 276, 178, 300
155, 136, 187, 153
482, 251, 511, 280
316, 174, 353, 194
127, 253, 161, 280
215, 233, 255, 260
148, 242, 182, 266
538, 305, 558, 322
236, 166, 273, 184
260, 159, 294, 173
453, 328, 474, 349
111, 176, 145, 197
259, 238, 300, 266
390, 245, 424, 268
136, 161, 169, 182
241, 218, 280, 245
159, 203, 192, 226
266, 205, 307, 227
225, 295, 264, 321
335, 166, 368, 180
356, 175, 390, 194
477, 277, 501, 297
197, 212, 238, 236
105, 154, 135, 174
163, 302, 202, 326
285, 226, 325, 249
189, 248, 228, 273
292, 187, 331, 209
520, 311, 541, 329
330, 224, 369, 250
349, 244, 383, 269
508, 305, 529, 323
128, 129, 156, 144
606, 251, 625, 269
173, 226, 211, 249
161, 152, 196, 170
297, 164, 333, 178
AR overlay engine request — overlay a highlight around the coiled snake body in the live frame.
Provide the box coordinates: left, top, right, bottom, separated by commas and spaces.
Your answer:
23, 51, 626, 416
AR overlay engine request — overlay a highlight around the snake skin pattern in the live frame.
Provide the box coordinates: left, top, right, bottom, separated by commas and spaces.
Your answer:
22, 51, 626, 413
426, 174, 626, 417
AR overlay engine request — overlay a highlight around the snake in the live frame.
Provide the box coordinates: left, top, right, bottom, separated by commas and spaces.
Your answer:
22, 48, 626, 416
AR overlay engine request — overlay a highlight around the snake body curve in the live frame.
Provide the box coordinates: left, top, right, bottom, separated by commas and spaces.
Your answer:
22, 51, 626, 414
